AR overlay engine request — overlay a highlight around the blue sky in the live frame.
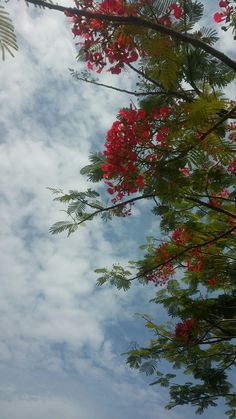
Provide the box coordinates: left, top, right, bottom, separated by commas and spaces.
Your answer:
0, 1, 235, 419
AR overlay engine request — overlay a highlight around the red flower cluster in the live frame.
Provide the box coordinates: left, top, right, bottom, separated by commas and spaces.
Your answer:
175, 318, 198, 344
172, 226, 191, 246
65, 0, 139, 74
145, 243, 175, 286
186, 248, 203, 272
158, 2, 183, 26
169, 3, 183, 19
214, 0, 233, 22
65, 0, 183, 73
179, 166, 191, 177
213, 0, 236, 37
208, 277, 219, 287
208, 187, 230, 208
146, 263, 175, 286
102, 106, 169, 202
227, 158, 236, 175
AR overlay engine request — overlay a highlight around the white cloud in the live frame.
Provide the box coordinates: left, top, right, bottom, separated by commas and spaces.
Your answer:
0, 3, 160, 419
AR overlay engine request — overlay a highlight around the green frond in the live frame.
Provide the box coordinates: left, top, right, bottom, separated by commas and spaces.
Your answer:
49, 221, 78, 236
184, 92, 224, 124
140, 360, 157, 376
0, 6, 18, 60
95, 264, 132, 290
80, 152, 106, 182
179, 0, 204, 30
151, 0, 172, 16
67, 200, 87, 216
197, 27, 219, 46
138, 0, 172, 20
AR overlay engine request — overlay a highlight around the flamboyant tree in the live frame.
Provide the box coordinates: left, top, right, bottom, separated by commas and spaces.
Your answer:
26, 0, 236, 416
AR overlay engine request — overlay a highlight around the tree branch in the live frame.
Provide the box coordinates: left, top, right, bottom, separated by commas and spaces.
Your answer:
74, 193, 155, 225
70, 70, 187, 98
26, 0, 236, 71
129, 226, 236, 281
200, 106, 236, 142
184, 195, 236, 219
127, 63, 193, 101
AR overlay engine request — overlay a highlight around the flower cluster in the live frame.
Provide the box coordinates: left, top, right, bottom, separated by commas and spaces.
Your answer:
179, 166, 191, 177
157, 2, 183, 26
213, 1, 236, 38
208, 277, 219, 287
146, 263, 175, 286
65, 0, 183, 73
214, 0, 233, 22
186, 248, 203, 272
172, 226, 191, 246
169, 3, 183, 19
227, 158, 236, 175
145, 231, 206, 286
65, 0, 138, 74
102, 106, 169, 202
175, 318, 198, 344
208, 187, 231, 208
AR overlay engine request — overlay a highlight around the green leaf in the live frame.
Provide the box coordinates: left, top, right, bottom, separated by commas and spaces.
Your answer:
49, 221, 78, 236
0, 6, 18, 60
80, 153, 105, 182
140, 360, 157, 375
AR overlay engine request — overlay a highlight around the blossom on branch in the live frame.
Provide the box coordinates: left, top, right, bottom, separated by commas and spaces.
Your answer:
175, 318, 198, 344
101, 105, 169, 203
65, 0, 183, 73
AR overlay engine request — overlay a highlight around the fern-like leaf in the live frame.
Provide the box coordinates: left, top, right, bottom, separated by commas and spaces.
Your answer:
197, 27, 218, 45
49, 221, 78, 236
0, 6, 18, 60
80, 153, 106, 182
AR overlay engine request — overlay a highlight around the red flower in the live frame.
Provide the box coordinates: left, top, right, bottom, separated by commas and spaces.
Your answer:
208, 278, 218, 286
172, 226, 191, 245
159, 107, 169, 118
170, 3, 183, 19
90, 19, 103, 30
146, 263, 175, 286
219, 0, 228, 7
227, 158, 236, 175
186, 258, 203, 272
136, 175, 145, 188
175, 319, 198, 344
214, 12, 224, 22
180, 167, 191, 177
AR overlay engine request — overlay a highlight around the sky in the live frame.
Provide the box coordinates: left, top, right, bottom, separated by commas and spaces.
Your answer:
0, 1, 235, 419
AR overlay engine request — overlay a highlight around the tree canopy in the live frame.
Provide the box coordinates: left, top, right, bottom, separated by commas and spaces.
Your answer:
23, 0, 236, 416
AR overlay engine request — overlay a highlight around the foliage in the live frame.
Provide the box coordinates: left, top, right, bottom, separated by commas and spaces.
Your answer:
26, 0, 236, 416
0, 5, 18, 60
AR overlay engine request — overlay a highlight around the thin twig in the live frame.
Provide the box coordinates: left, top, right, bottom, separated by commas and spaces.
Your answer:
70, 72, 186, 98
127, 63, 193, 101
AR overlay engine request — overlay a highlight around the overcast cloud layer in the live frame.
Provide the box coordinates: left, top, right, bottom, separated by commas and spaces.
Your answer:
0, 1, 234, 419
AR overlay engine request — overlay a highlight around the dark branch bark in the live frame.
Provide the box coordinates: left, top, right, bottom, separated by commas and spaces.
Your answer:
26, 0, 236, 72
